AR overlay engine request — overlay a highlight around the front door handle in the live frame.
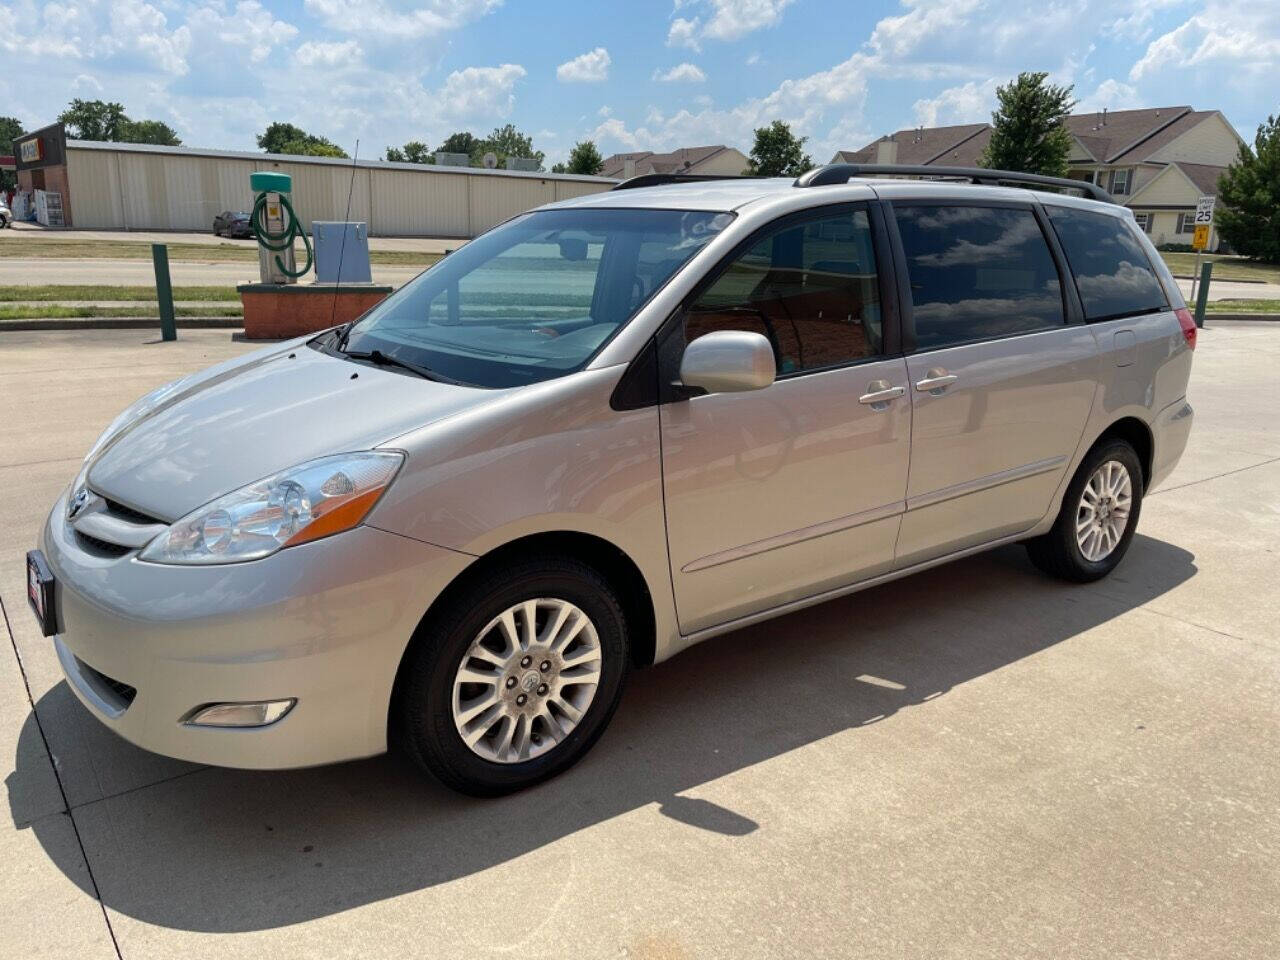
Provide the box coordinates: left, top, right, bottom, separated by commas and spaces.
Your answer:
915, 368, 958, 394
858, 381, 905, 408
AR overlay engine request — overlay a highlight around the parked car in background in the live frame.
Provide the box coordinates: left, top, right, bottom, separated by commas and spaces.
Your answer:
0, 199, 12, 228
213, 210, 252, 238
29, 165, 1196, 796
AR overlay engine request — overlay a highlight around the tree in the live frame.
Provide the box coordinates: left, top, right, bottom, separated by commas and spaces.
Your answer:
436, 131, 481, 158
1216, 113, 1280, 263
119, 119, 181, 146
385, 140, 434, 164
980, 72, 1075, 176
479, 124, 544, 169
257, 122, 348, 158
0, 116, 23, 191
257, 122, 309, 153
745, 120, 812, 177
563, 139, 604, 175
277, 137, 348, 158
58, 99, 128, 141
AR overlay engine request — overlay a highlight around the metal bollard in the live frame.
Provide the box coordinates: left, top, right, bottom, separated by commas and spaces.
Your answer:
1193, 260, 1212, 329
152, 244, 177, 342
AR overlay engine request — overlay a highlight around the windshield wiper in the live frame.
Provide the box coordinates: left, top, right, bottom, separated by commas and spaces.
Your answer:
342, 348, 466, 385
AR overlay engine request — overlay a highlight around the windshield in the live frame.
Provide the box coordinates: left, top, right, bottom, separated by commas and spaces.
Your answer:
339, 207, 733, 388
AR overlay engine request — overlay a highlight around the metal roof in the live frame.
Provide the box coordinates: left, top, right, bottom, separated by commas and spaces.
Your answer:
64, 138, 617, 185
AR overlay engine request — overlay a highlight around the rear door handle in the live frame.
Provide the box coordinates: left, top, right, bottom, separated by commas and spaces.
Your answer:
915, 368, 958, 394
858, 381, 905, 408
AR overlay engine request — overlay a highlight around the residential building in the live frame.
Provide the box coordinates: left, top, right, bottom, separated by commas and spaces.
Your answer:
600, 145, 750, 180
836, 107, 1243, 250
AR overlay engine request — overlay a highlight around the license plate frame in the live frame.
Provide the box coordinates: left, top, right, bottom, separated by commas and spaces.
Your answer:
26, 550, 57, 637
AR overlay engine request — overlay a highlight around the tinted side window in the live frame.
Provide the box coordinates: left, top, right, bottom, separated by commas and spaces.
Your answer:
686, 209, 882, 374
1046, 206, 1168, 321
894, 205, 1064, 351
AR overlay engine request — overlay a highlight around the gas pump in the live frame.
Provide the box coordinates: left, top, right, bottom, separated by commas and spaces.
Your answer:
249, 171, 313, 283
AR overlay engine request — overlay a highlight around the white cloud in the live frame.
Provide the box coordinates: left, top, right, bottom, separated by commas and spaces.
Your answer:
1131, 4, 1280, 81
912, 79, 996, 127
653, 62, 707, 83
667, 17, 701, 52
294, 39, 362, 68
302, 0, 500, 40
104, 0, 192, 75
439, 63, 526, 118
1075, 78, 1141, 113
556, 47, 611, 83
703, 0, 794, 42
187, 2, 298, 65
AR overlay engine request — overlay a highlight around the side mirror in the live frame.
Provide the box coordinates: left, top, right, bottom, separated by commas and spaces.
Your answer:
679, 330, 776, 395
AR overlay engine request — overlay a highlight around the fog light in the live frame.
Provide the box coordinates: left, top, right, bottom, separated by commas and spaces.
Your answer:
184, 699, 296, 728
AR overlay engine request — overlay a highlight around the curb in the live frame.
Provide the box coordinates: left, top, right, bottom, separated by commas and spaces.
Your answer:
1204, 314, 1280, 323
0, 317, 243, 332
1172, 275, 1267, 284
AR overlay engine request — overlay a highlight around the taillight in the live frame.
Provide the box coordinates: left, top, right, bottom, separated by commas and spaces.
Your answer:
1175, 307, 1197, 351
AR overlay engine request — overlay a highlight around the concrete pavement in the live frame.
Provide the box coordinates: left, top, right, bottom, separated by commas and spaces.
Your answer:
2, 325, 1279, 959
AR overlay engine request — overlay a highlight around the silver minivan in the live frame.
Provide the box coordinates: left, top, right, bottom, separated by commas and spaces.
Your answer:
28, 165, 1196, 795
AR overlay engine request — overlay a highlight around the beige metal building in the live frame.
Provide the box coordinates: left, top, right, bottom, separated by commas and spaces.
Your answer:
61, 139, 616, 237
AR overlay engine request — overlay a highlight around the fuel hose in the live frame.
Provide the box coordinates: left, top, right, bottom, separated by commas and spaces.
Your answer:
250, 191, 313, 278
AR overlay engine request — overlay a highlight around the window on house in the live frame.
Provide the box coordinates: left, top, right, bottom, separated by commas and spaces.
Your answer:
1133, 213, 1152, 233
1176, 213, 1195, 234
1109, 169, 1130, 195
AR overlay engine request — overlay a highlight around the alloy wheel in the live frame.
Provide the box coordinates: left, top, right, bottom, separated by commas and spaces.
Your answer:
1076, 459, 1133, 562
451, 598, 602, 763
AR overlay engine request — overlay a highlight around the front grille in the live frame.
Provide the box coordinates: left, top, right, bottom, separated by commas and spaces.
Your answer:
75, 656, 138, 709
74, 531, 132, 557
99, 495, 163, 526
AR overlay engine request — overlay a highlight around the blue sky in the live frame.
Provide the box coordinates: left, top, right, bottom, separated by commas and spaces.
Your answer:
2, 0, 1276, 166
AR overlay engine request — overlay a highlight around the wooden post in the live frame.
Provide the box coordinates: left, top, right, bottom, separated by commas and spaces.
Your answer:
152, 243, 177, 342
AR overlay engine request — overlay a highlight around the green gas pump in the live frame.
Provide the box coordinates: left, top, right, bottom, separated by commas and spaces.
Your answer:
249, 171, 313, 283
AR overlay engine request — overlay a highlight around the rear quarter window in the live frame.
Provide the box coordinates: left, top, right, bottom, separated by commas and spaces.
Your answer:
1046, 206, 1168, 322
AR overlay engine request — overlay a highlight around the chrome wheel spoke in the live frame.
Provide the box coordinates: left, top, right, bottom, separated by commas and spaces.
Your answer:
451, 596, 602, 764
1076, 459, 1133, 563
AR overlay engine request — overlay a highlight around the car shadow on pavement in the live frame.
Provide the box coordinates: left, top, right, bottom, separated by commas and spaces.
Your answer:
8, 535, 1195, 933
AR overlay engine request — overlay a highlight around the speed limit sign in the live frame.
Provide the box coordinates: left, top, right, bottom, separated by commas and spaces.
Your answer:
1195, 195, 1216, 225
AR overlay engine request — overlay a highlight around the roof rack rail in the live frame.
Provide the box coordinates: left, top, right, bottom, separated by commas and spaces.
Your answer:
611, 173, 752, 191
794, 163, 1116, 204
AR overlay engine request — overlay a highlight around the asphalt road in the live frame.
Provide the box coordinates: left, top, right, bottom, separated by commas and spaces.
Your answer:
0, 258, 426, 288
2, 324, 1278, 958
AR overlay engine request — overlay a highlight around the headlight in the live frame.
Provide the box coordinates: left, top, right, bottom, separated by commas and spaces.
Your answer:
139, 452, 403, 565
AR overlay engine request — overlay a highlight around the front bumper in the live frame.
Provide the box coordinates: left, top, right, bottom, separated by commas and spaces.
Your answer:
40, 493, 472, 769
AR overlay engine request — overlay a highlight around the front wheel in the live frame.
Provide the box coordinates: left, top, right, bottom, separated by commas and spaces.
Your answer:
396, 556, 630, 796
1026, 440, 1144, 582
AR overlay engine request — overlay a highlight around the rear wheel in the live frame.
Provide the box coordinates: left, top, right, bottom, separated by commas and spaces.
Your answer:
396, 556, 629, 796
1026, 440, 1143, 582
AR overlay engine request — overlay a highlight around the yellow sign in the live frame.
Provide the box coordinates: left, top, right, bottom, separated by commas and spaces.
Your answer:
1192, 224, 1210, 250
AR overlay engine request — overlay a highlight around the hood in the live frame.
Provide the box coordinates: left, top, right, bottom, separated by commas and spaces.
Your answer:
87, 343, 499, 521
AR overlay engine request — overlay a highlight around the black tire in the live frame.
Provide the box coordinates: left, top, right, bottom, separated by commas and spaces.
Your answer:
1026, 439, 1144, 582
396, 555, 630, 796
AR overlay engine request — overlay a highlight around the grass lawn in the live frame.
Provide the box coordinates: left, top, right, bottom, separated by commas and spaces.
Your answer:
0, 304, 243, 320
0, 284, 240, 302
0, 238, 441, 267
1158, 252, 1280, 284
1204, 298, 1280, 314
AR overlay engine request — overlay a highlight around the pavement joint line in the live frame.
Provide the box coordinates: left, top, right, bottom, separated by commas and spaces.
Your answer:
68, 765, 211, 814
1149, 454, 1280, 496
0, 592, 125, 960
0, 456, 83, 470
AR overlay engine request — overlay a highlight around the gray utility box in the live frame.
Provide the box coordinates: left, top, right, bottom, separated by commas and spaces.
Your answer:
313, 221, 373, 284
